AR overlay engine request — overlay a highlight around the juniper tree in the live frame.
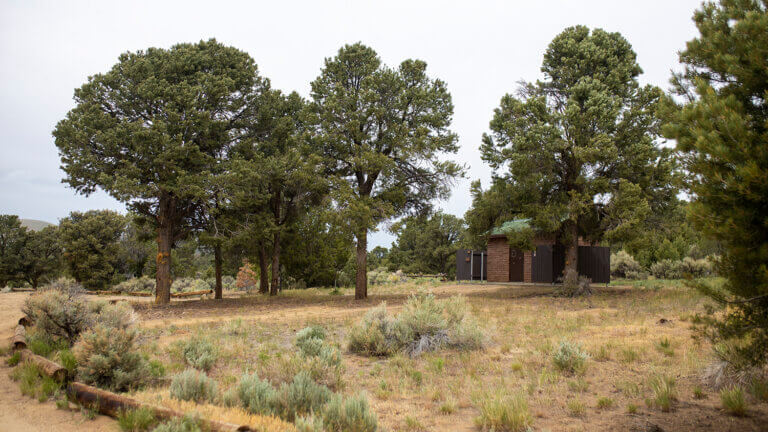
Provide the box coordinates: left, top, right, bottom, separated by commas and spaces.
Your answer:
53, 39, 260, 304
0, 215, 26, 287
309, 43, 462, 299
662, 0, 768, 365
19, 226, 62, 289
58, 210, 125, 290
481, 26, 676, 283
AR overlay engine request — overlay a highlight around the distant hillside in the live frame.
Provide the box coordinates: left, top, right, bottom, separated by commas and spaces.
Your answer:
20, 219, 55, 231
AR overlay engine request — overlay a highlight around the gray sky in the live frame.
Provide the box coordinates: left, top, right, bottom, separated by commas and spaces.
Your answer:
0, 0, 703, 249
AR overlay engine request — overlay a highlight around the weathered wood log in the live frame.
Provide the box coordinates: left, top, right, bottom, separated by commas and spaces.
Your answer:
11, 324, 26, 350
18, 349, 67, 382
67, 382, 251, 432
172, 289, 213, 298
18, 316, 31, 327
10, 287, 34, 292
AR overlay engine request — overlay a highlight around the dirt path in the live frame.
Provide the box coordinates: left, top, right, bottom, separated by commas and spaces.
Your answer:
0, 292, 114, 432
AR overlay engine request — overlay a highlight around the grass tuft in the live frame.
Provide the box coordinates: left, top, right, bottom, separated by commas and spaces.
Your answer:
474, 392, 532, 432
720, 386, 748, 417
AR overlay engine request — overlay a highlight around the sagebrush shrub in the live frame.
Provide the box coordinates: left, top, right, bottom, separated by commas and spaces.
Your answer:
272, 371, 332, 422
610, 251, 644, 279
322, 393, 378, 432
152, 416, 204, 432
295, 415, 324, 432
182, 337, 219, 371
557, 268, 592, 297
171, 278, 209, 293
553, 341, 589, 375
114, 276, 156, 293
74, 324, 150, 391
170, 369, 218, 403
23, 282, 92, 344
679, 257, 712, 278
95, 301, 138, 330
238, 372, 275, 415
650, 259, 684, 279
348, 293, 484, 358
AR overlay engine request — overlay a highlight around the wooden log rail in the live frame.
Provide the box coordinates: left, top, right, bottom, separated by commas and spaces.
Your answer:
68, 382, 250, 432
7, 319, 251, 431
93, 289, 212, 298
12, 324, 26, 350
18, 349, 67, 382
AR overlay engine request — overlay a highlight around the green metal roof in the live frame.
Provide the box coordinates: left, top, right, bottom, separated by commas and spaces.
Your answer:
490, 218, 531, 236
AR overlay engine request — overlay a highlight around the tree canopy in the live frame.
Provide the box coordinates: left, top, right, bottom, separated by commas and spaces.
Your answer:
662, 0, 768, 365
481, 26, 676, 284
59, 210, 125, 291
53, 39, 262, 304
309, 42, 462, 299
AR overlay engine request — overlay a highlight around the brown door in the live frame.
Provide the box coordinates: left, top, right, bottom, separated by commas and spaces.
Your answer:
509, 248, 524, 282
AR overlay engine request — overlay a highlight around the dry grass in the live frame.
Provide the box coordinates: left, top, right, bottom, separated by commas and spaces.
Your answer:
127, 279, 768, 431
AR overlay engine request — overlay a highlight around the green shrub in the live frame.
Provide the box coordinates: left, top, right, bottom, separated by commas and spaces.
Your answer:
611, 251, 643, 279
6, 351, 21, 366
322, 393, 378, 432
170, 369, 218, 403
596, 396, 613, 409
182, 337, 219, 372
552, 341, 589, 375
749, 378, 768, 402
238, 372, 275, 415
117, 406, 158, 431
567, 399, 586, 417
348, 294, 484, 358
649, 375, 676, 412
474, 392, 532, 432
74, 324, 150, 392
114, 276, 155, 293
57, 349, 78, 375
272, 372, 332, 422
720, 386, 748, 416
27, 332, 68, 358
152, 416, 204, 432
22, 283, 92, 344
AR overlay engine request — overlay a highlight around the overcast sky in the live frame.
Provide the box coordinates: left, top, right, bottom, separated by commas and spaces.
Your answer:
0, 0, 703, 249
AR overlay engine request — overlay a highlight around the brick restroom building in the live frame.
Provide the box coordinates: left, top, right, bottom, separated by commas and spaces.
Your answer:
458, 218, 610, 284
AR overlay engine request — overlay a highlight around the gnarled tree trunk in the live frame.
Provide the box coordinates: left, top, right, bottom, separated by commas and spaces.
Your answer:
563, 221, 579, 279
355, 230, 367, 300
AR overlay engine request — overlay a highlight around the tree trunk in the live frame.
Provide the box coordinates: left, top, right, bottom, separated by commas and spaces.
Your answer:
563, 222, 579, 279
355, 231, 368, 300
155, 212, 173, 305
258, 246, 269, 294
214, 244, 223, 299
270, 232, 280, 296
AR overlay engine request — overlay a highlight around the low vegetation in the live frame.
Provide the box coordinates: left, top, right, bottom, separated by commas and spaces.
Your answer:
348, 293, 484, 357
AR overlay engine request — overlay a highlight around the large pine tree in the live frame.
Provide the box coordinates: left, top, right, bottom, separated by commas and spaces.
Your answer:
663, 0, 768, 365
481, 26, 676, 288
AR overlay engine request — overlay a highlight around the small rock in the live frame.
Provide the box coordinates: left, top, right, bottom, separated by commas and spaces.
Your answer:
658, 318, 671, 325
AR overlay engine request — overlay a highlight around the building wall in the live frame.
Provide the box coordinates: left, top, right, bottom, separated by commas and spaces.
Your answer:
487, 235, 599, 283
487, 237, 510, 282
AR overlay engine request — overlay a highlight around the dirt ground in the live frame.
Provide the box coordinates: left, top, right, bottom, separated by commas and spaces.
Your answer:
2, 283, 768, 431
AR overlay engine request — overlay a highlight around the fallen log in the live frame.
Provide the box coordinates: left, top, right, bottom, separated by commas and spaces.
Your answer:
172, 289, 212, 298
11, 324, 26, 350
18, 316, 31, 327
18, 349, 67, 382
67, 382, 250, 432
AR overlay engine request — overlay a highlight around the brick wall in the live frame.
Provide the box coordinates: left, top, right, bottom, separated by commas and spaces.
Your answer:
523, 251, 532, 283
487, 237, 510, 282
